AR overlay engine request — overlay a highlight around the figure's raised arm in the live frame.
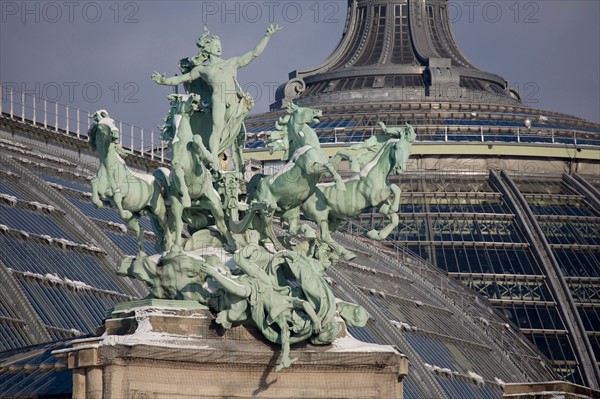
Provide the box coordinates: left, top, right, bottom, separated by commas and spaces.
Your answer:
236, 24, 282, 68
152, 66, 204, 86
405, 123, 416, 142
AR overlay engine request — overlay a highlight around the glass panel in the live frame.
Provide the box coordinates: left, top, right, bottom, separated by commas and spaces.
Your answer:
0, 205, 77, 241
1, 235, 122, 292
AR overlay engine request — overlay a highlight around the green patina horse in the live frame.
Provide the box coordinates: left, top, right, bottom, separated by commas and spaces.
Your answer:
300, 127, 416, 260
159, 94, 234, 251
89, 110, 169, 256
231, 102, 345, 250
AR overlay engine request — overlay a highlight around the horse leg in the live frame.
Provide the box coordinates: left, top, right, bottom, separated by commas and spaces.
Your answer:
193, 135, 218, 165
90, 177, 104, 208
331, 152, 360, 173
285, 207, 316, 239
348, 156, 361, 173
113, 189, 133, 220
323, 162, 346, 191
389, 183, 401, 214
169, 195, 185, 252
172, 164, 191, 208
206, 192, 236, 251
367, 184, 401, 240
318, 219, 356, 261
329, 153, 344, 166
283, 207, 301, 236
149, 189, 171, 253
126, 216, 146, 258
281, 207, 313, 246
303, 197, 350, 259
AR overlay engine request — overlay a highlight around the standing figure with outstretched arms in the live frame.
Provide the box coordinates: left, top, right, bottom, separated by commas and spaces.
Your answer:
152, 24, 282, 168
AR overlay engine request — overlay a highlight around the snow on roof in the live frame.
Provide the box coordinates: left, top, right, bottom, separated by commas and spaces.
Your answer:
328, 334, 399, 353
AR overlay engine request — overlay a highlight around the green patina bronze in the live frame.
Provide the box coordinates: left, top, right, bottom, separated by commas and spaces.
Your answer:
92, 25, 415, 371
89, 110, 169, 255
152, 24, 281, 170
156, 93, 235, 252
231, 102, 345, 250
301, 124, 417, 260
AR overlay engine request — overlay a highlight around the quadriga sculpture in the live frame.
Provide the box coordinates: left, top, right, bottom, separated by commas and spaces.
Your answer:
89, 110, 169, 255
108, 26, 419, 373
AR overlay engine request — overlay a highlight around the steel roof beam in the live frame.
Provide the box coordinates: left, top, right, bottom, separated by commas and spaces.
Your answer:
490, 169, 600, 388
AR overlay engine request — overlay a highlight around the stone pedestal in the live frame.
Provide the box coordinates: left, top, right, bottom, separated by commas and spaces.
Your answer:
54, 300, 408, 399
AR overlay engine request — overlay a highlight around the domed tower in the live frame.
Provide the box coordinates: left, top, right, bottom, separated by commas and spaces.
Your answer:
272, 0, 519, 110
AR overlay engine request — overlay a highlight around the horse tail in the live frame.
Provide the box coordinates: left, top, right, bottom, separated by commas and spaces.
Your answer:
229, 208, 258, 234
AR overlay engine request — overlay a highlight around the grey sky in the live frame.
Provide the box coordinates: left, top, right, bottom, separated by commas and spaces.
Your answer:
1, 0, 599, 131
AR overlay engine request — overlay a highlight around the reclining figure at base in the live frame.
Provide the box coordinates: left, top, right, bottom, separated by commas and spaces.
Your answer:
199, 246, 368, 371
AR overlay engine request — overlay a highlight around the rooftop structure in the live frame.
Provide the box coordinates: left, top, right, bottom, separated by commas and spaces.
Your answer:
273, 0, 519, 109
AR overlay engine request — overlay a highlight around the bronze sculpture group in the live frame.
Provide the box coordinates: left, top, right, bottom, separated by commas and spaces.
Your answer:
90, 25, 415, 371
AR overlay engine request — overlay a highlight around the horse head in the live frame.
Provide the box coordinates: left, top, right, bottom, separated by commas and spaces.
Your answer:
404, 123, 416, 143
92, 109, 110, 124
390, 141, 405, 175
287, 101, 322, 128
391, 125, 416, 174
88, 109, 118, 152
159, 94, 202, 141
285, 101, 322, 151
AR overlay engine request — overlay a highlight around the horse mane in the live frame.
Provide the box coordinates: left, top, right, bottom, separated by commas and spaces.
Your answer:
159, 96, 178, 141
88, 118, 119, 152
88, 124, 98, 151
266, 101, 324, 160
266, 103, 294, 159
359, 138, 400, 178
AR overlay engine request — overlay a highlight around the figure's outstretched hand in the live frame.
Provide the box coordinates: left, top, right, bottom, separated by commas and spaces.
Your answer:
378, 121, 387, 131
275, 357, 298, 372
266, 24, 283, 37
151, 72, 166, 84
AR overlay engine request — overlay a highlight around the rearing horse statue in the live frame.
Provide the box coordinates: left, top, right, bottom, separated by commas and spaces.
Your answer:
159, 94, 235, 251
89, 110, 169, 256
231, 102, 345, 250
299, 125, 416, 260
